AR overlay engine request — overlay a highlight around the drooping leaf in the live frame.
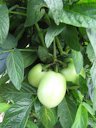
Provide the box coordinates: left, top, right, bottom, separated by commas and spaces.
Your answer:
86, 43, 95, 62
72, 104, 88, 128
45, 23, 64, 47
0, 4, 9, 44
1, 98, 33, 128
44, 0, 63, 25
40, 107, 57, 128
25, 0, 45, 26
0, 34, 18, 49
6, 49, 24, 90
58, 97, 77, 128
22, 51, 37, 68
63, 26, 80, 51
0, 82, 36, 102
72, 50, 83, 74
87, 28, 96, 57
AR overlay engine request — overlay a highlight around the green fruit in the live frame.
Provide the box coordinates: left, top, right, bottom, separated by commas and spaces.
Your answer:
37, 71, 66, 108
28, 64, 46, 87
61, 59, 85, 84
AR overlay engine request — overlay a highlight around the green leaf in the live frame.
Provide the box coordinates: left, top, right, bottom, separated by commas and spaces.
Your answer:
87, 28, 96, 57
22, 51, 37, 68
45, 23, 64, 48
92, 87, 96, 111
72, 104, 88, 128
90, 61, 96, 88
78, 0, 96, 4
6, 49, 24, 90
26, 120, 38, 128
0, 34, 18, 49
1, 98, 33, 128
86, 43, 95, 62
58, 97, 77, 128
40, 107, 57, 128
0, 103, 10, 112
63, 26, 80, 51
0, 82, 35, 102
52, 3, 96, 28
25, 0, 45, 26
44, 0, 63, 25
72, 50, 83, 74
0, 4, 9, 44
82, 102, 95, 116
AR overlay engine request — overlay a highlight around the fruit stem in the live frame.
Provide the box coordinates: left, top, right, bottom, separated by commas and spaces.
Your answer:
35, 23, 46, 47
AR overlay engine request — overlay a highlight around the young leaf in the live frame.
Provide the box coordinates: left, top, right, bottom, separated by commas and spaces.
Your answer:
92, 87, 96, 111
1, 98, 33, 128
0, 5, 9, 44
6, 49, 24, 90
40, 107, 57, 128
63, 26, 80, 51
72, 50, 83, 74
87, 28, 96, 57
71, 104, 88, 128
58, 97, 77, 128
25, 0, 45, 26
45, 23, 64, 48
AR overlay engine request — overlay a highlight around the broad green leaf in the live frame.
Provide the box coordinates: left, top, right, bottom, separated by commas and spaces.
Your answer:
86, 43, 95, 62
1, 98, 33, 128
0, 82, 35, 102
45, 24, 64, 48
82, 102, 95, 116
22, 51, 37, 68
25, 0, 45, 26
72, 104, 88, 128
44, 0, 63, 25
72, 50, 83, 74
90, 61, 96, 88
6, 49, 24, 90
0, 34, 18, 49
63, 26, 80, 51
87, 28, 96, 57
0, 103, 10, 112
58, 97, 77, 128
0, 5, 9, 44
56, 3, 96, 28
26, 120, 38, 128
40, 107, 57, 128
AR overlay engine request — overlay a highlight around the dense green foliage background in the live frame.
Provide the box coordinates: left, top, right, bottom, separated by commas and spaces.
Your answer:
0, 0, 96, 127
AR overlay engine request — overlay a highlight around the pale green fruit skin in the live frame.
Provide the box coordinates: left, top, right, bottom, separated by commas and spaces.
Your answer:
28, 64, 46, 87
37, 71, 66, 108
61, 61, 85, 84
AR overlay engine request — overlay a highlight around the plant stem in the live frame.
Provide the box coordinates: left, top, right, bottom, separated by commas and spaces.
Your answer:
56, 37, 66, 56
53, 40, 57, 62
35, 23, 46, 47
9, 11, 26, 16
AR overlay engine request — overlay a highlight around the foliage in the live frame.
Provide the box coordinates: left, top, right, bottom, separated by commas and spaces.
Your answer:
0, 0, 96, 128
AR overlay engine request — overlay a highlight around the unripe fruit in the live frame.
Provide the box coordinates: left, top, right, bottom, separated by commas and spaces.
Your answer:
37, 71, 66, 108
28, 64, 46, 87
